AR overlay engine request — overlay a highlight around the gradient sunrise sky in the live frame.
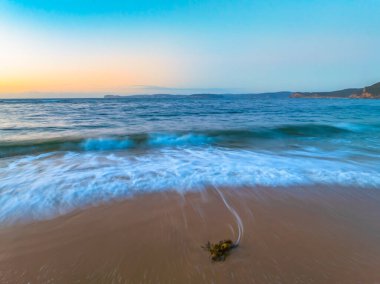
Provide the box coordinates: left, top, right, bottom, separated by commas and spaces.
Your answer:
1, 0, 380, 97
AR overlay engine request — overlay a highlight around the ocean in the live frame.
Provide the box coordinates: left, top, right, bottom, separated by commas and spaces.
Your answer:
1, 97, 379, 224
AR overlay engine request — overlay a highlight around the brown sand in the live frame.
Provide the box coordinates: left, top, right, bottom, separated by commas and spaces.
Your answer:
0, 186, 380, 283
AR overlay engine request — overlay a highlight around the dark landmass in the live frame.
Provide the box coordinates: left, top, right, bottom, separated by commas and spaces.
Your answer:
104, 92, 291, 99
365, 82, 380, 96
104, 82, 380, 100
290, 82, 380, 99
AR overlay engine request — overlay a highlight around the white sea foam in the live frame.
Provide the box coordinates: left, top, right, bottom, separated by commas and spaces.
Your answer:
0, 147, 379, 224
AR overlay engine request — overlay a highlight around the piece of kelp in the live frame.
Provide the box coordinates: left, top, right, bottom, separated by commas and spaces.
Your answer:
202, 239, 237, 261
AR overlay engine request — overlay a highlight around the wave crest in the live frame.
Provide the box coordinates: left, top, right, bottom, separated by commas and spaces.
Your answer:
1, 123, 375, 158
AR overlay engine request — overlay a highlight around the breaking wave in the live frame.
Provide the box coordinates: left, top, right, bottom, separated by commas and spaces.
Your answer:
0, 147, 379, 225
1, 123, 378, 158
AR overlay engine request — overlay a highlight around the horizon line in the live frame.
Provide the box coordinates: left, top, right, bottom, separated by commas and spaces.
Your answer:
0, 80, 378, 99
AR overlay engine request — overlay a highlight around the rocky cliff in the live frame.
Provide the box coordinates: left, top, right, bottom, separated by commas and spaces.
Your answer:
290, 82, 380, 99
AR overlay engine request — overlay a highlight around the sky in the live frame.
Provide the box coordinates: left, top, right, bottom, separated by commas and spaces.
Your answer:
0, 0, 380, 98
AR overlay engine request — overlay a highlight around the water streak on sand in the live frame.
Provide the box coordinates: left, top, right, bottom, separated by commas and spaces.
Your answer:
214, 187, 244, 245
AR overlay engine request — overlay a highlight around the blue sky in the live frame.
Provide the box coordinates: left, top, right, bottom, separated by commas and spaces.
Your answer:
1, 0, 380, 97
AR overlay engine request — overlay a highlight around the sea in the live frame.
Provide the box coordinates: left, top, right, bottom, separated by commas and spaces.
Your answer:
0, 97, 379, 224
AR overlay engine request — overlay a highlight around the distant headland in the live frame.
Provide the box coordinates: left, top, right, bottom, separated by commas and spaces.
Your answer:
104, 92, 291, 99
290, 82, 380, 99
104, 82, 380, 99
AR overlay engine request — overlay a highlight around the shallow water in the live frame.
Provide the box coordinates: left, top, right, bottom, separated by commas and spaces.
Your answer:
0, 97, 379, 224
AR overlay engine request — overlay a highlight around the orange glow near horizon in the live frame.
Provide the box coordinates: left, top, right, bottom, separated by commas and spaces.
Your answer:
0, 56, 183, 94
0, 16, 191, 96
0, 39, 188, 95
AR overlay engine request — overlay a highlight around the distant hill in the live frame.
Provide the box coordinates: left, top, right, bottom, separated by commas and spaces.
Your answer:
104, 83, 380, 100
104, 92, 291, 99
364, 82, 380, 96
291, 82, 380, 99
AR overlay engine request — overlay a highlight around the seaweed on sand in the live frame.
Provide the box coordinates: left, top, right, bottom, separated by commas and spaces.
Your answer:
202, 239, 237, 261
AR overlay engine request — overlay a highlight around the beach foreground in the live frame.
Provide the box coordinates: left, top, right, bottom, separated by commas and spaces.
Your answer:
0, 186, 379, 283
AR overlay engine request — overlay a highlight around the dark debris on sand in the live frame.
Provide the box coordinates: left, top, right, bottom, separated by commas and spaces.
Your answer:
202, 239, 237, 262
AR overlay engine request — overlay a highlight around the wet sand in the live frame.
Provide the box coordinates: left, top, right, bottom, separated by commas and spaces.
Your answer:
0, 186, 380, 283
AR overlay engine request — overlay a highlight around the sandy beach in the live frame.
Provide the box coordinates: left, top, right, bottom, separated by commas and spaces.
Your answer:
0, 186, 379, 283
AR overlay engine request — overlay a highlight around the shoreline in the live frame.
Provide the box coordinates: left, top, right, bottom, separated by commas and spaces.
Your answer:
1, 186, 380, 283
